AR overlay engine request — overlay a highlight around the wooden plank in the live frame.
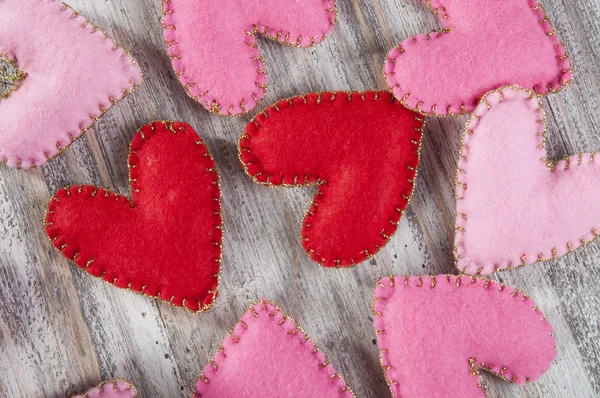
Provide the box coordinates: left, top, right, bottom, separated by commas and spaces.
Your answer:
0, 0, 598, 397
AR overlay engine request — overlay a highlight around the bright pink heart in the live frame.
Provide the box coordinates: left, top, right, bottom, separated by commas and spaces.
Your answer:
373, 275, 556, 398
454, 85, 600, 274
161, 0, 336, 116
193, 299, 354, 398
384, 0, 572, 116
73, 379, 137, 398
0, 0, 142, 168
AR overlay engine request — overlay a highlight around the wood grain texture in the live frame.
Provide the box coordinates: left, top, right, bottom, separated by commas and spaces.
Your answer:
1, 0, 599, 397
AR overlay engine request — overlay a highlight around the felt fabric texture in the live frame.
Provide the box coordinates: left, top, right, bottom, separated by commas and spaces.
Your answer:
73, 380, 137, 398
373, 275, 556, 398
162, 0, 336, 116
193, 299, 354, 398
239, 91, 423, 268
0, 0, 142, 169
384, 0, 573, 116
454, 85, 600, 274
45, 121, 222, 312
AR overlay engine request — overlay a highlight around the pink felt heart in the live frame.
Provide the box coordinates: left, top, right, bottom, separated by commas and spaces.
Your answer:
193, 299, 355, 398
0, 0, 142, 168
373, 275, 556, 398
161, 0, 336, 116
73, 379, 137, 398
454, 85, 600, 274
384, 0, 572, 116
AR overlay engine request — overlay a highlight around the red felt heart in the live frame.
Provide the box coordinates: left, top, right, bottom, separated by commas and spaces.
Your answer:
239, 91, 423, 267
45, 121, 222, 312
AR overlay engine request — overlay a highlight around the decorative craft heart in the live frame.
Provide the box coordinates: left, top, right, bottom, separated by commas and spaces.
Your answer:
73, 379, 137, 398
161, 0, 336, 116
239, 91, 423, 267
0, 0, 142, 168
194, 299, 354, 398
373, 275, 556, 398
384, 0, 572, 116
45, 121, 222, 312
454, 86, 600, 274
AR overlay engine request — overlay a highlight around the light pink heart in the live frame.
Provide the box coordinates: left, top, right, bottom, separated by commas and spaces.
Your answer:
384, 0, 572, 116
193, 299, 354, 398
0, 0, 142, 168
454, 85, 600, 274
373, 275, 556, 398
73, 379, 137, 398
162, 0, 336, 116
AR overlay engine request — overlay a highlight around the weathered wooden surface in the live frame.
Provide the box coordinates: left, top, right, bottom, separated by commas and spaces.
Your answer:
1, 0, 599, 397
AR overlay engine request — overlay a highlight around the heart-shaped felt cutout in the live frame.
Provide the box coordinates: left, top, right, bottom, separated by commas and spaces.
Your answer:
161, 0, 336, 116
45, 121, 222, 312
384, 0, 572, 116
194, 299, 355, 398
0, 0, 142, 168
73, 379, 137, 398
373, 275, 556, 398
239, 91, 423, 267
454, 85, 600, 274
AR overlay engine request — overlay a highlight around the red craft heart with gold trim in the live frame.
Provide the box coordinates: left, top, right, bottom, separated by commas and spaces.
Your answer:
239, 91, 423, 267
45, 121, 222, 312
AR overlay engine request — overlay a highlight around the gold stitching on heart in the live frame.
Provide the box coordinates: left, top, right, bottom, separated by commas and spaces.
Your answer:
238, 91, 424, 268
44, 121, 223, 313
0, 2, 142, 169
372, 275, 554, 398
0, 52, 26, 100
453, 85, 600, 274
385, 0, 573, 117
193, 299, 356, 397
72, 379, 138, 398
160, 0, 338, 117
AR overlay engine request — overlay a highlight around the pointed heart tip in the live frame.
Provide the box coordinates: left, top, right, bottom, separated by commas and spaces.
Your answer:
73, 379, 137, 398
195, 298, 355, 397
